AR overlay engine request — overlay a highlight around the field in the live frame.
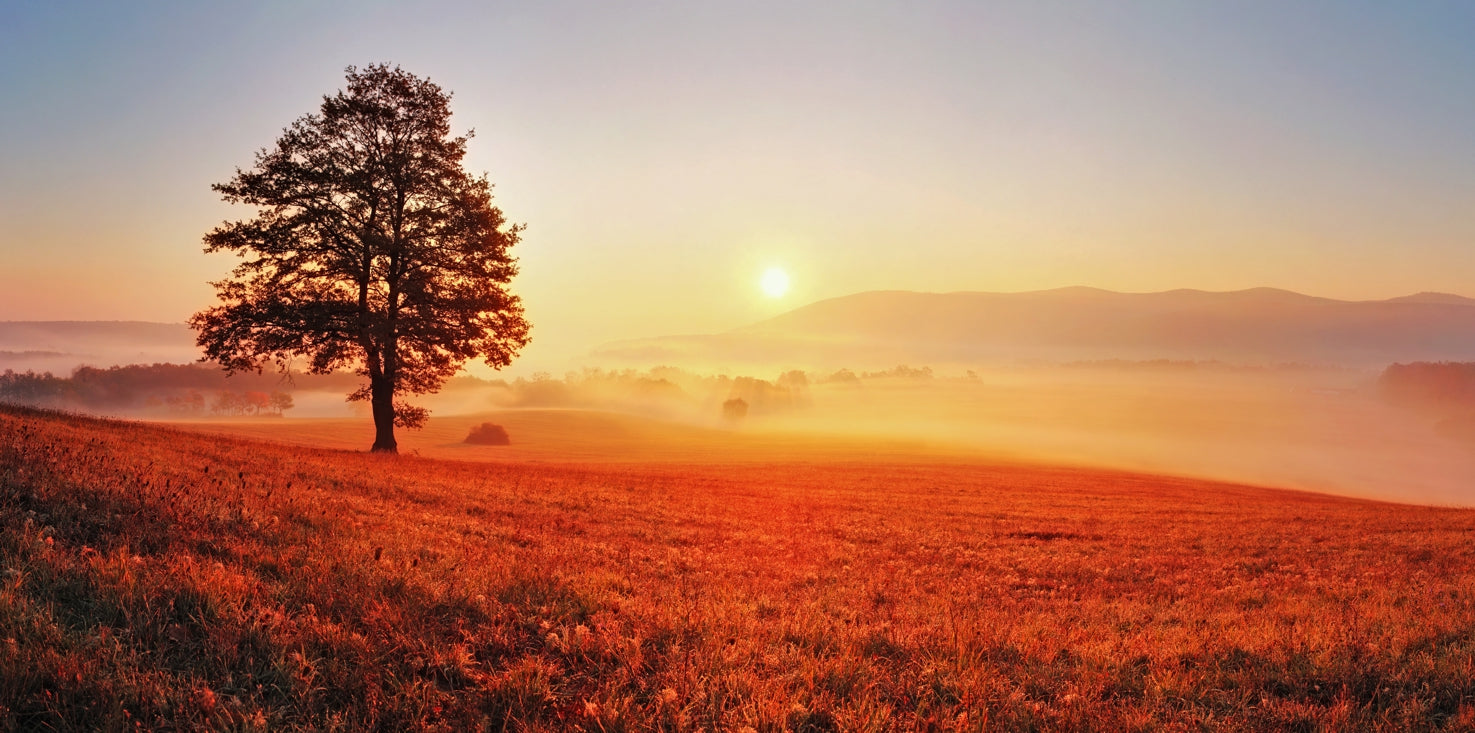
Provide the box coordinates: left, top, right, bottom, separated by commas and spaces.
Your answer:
171, 364, 1475, 505
3, 404, 1475, 730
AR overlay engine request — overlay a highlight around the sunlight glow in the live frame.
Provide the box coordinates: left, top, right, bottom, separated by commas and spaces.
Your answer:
760, 267, 790, 298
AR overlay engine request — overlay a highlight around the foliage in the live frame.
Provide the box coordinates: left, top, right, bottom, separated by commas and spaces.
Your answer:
487, 367, 816, 419
464, 422, 510, 446
727, 376, 805, 413
1380, 361, 1475, 411
721, 397, 748, 423
820, 368, 861, 385
190, 63, 529, 452
0, 363, 312, 413
208, 390, 293, 417
862, 364, 934, 380
776, 369, 809, 389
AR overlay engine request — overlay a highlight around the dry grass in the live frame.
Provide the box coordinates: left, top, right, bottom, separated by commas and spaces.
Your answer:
3, 403, 1475, 730
158, 409, 958, 464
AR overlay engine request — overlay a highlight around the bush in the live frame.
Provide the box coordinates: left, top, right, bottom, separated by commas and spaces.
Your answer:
464, 422, 510, 446
722, 398, 748, 424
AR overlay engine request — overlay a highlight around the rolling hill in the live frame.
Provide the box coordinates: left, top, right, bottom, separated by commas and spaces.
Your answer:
5, 404, 1475, 729
593, 287, 1475, 369
0, 321, 198, 372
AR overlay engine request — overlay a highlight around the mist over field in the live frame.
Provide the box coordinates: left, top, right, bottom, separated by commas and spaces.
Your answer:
0, 322, 197, 373
452, 364, 1475, 506
6, 288, 1475, 506
52, 360, 1458, 508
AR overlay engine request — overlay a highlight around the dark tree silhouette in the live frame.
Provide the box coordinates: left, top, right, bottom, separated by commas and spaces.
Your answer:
722, 397, 748, 424
191, 64, 530, 453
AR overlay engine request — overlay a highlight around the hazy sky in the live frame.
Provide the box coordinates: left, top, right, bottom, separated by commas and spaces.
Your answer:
3, 1, 1474, 369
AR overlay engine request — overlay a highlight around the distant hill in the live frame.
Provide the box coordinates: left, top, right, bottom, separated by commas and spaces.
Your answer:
0, 321, 198, 372
1383, 292, 1475, 306
592, 287, 1475, 369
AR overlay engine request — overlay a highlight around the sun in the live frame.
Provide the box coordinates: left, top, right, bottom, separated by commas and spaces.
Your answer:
759, 267, 790, 298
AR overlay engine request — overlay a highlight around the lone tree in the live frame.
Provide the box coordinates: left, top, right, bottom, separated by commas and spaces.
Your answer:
191, 64, 530, 453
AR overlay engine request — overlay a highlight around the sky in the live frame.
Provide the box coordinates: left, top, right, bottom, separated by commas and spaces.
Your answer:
3, 1, 1475, 371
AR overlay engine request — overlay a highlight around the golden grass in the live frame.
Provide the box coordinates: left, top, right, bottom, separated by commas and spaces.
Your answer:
3, 404, 1475, 730
160, 409, 965, 465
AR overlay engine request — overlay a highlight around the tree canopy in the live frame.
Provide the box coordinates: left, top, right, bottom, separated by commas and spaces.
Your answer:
190, 64, 530, 452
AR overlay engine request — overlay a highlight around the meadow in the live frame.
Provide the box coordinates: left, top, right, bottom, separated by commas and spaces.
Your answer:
3, 403, 1475, 730
177, 363, 1475, 505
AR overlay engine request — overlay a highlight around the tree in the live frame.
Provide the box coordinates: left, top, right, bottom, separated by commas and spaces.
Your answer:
211, 391, 241, 416
722, 397, 748, 424
269, 391, 294, 416
244, 391, 272, 416
190, 64, 531, 453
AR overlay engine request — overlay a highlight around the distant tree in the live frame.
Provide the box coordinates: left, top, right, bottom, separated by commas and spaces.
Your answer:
211, 391, 241, 416
722, 397, 748, 424
511, 372, 573, 407
1380, 362, 1475, 411
863, 365, 934, 380
190, 64, 530, 453
821, 368, 861, 385
730, 376, 794, 412
776, 369, 809, 389
269, 391, 294, 416
163, 393, 194, 415
244, 391, 272, 416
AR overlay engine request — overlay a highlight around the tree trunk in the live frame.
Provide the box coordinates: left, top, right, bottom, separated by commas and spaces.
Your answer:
369, 377, 397, 453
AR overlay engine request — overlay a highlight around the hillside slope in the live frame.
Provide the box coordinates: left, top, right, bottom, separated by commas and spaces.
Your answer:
0, 321, 197, 372
594, 287, 1475, 368
2, 405, 1475, 729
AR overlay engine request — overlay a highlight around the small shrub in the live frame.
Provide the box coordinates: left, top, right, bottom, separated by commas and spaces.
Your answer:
464, 422, 510, 445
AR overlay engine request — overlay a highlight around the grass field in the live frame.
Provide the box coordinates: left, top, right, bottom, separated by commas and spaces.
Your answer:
3, 404, 1475, 730
160, 409, 975, 465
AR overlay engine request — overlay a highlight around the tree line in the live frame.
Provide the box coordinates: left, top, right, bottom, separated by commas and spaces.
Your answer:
1379, 361, 1475, 411
0, 363, 316, 413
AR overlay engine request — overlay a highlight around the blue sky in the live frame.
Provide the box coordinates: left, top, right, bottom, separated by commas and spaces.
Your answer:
3, 2, 1474, 369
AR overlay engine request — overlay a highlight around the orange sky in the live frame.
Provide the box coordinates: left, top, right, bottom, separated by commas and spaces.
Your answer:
3, 3, 1475, 371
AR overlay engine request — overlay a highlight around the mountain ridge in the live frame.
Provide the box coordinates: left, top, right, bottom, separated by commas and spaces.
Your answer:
594, 287, 1475, 369
0, 321, 199, 372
